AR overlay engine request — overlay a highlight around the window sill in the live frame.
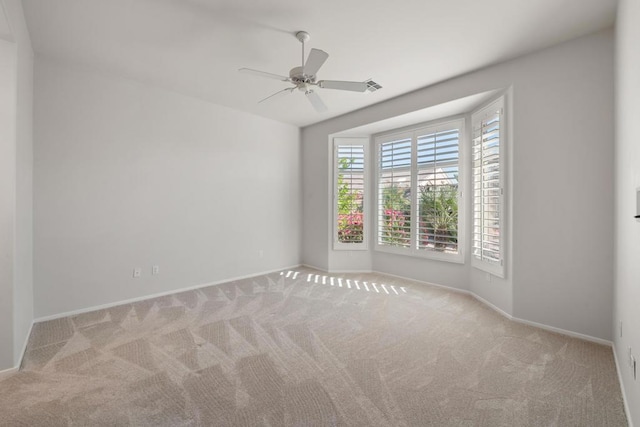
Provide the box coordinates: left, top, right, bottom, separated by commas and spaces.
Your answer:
374, 244, 464, 264
333, 243, 369, 251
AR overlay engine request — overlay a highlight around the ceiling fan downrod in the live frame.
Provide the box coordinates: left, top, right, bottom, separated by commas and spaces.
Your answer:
296, 31, 311, 75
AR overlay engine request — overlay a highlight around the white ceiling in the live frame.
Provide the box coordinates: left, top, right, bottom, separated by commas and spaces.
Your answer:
22, 0, 616, 127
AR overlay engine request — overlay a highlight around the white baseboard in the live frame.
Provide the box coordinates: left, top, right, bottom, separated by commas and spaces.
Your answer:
34, 264, 302, 323
300, 263, 329, 272
471, 292, 513, 319
303, 266, 614, 348
0, 366, 19, 380
0, 319, 35, 378
17, 320, 34, 368
29, 264, 615, 367
378, 272, 612, 347
302, 265, 473, 295
612, 344, 635, 427
301, 264, 381, 275
510, 316, 612, 347
16, 263, 632, 420
373, 269, 469, 295
322, 269, 375, 274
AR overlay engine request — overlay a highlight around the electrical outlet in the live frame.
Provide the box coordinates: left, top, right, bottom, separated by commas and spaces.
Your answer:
258, 250, 264, 258
152, 265, 159, 275
133, 268, 141, 278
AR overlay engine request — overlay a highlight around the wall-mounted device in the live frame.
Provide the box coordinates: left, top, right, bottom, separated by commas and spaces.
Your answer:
636, 187, 640, 221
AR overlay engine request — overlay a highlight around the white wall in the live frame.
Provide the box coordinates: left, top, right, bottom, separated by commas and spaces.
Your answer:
614, 0, 640, 422
34, 58, 301, 318
0, 34, 17, 372
302, 29, 614, 340
509, 29, 614, 340
0, 0, 33, 372
8, 0, 33, 369
301, 124, 330, 271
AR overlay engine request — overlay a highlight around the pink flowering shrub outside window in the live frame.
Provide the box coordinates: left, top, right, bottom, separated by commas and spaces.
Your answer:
381, 209, 409, 245
337, 212, 363, 242
337, 155, 364, 244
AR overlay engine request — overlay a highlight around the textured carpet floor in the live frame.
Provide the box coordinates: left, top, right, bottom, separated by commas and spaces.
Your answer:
0, 267, 628, 426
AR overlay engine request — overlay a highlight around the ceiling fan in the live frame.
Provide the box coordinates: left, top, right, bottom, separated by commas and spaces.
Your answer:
239, 31, 380, 112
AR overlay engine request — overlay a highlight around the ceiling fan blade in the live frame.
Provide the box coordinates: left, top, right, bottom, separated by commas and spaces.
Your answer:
306, 90, 328, 113
304, 48, 329, 77
318, 80, 368, 92
239, 68, 290, 82
258, 87, 294, 104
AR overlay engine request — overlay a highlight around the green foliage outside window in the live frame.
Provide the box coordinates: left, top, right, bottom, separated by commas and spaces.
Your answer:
419, 184, 458, 251
337, 157, 363, 243
381, 185, 410, 246
380, 183, 458, 251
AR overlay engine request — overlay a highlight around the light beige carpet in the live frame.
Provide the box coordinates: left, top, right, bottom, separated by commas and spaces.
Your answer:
0, 267, 628, 426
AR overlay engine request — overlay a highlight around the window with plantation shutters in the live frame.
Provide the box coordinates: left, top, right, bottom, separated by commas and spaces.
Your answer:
375, 119, 464, 262
334, 138, 367, 249
378, 136, 412, 248
417, 128, 460, 254
472, 97, 505, 276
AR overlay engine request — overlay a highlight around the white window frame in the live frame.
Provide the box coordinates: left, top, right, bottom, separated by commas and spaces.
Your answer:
471, 96, 506, 277
333, 137, 369, 250
373, 117, 466, 263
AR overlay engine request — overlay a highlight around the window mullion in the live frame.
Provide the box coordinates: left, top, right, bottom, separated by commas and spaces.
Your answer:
480, 122, 486, 262
410, 133, 419, 251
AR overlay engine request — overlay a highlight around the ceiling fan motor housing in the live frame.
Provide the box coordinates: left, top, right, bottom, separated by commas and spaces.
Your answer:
289, 66, 315, 84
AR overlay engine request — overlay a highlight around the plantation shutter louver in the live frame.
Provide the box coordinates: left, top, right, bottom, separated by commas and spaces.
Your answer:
378, 137, 412, 248
417, 128, 460, 253
336, 144, 365, 244
472, 100, 503, 269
